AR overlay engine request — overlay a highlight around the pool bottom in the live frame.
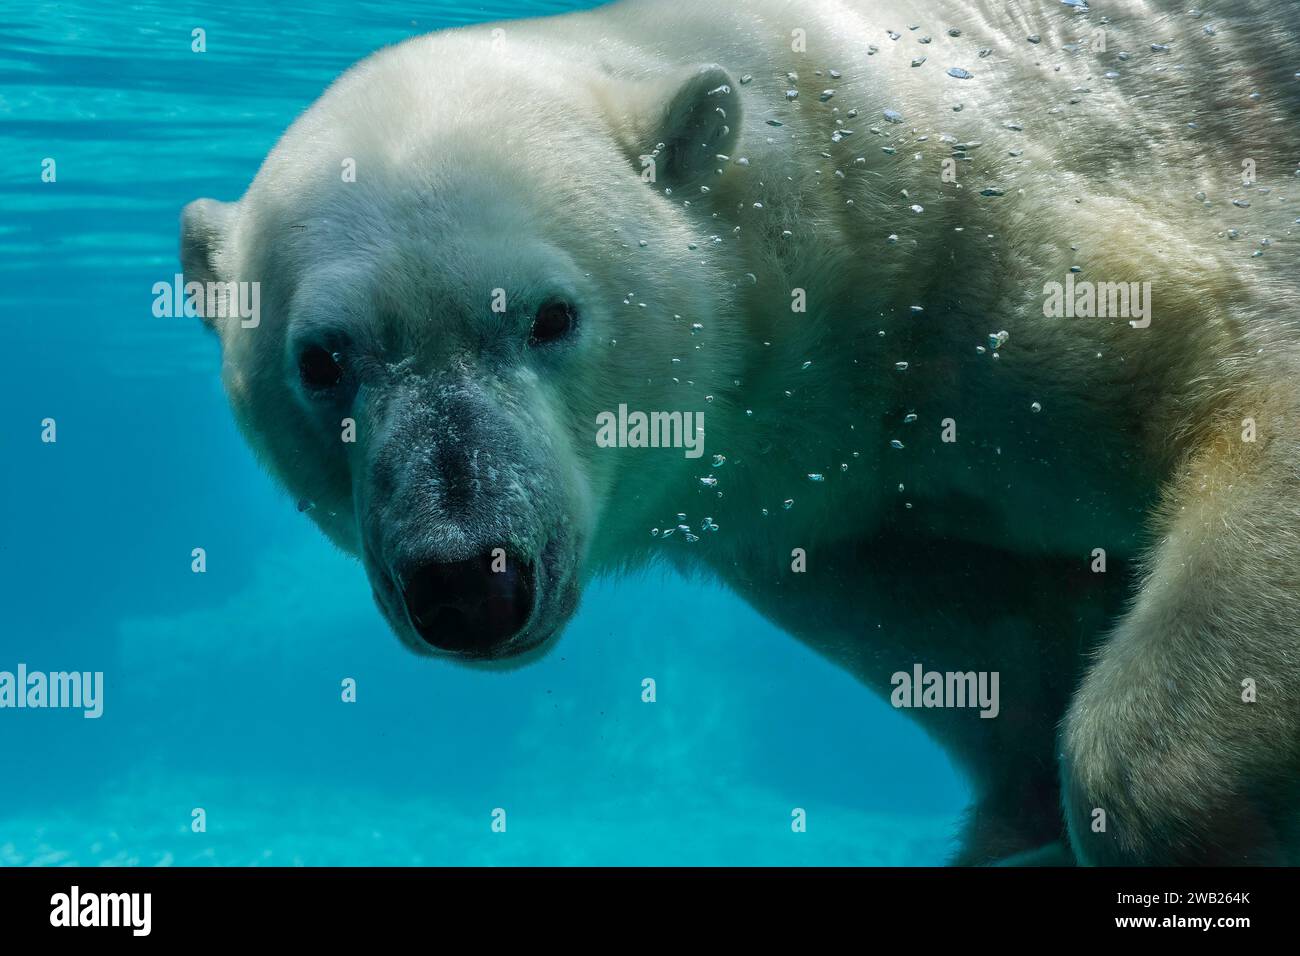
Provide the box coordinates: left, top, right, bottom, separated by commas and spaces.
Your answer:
0, 772, 956, 867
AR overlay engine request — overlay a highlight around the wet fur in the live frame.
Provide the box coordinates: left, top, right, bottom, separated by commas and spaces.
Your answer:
183, 0, 1300, 863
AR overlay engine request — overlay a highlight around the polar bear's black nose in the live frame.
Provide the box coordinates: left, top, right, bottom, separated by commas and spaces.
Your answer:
401, 555, 535, 653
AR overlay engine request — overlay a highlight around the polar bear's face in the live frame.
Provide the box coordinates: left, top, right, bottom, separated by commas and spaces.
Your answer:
181, 41, 742, 663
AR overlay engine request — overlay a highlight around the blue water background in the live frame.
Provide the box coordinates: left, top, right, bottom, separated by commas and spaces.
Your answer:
0, 0, 965, 864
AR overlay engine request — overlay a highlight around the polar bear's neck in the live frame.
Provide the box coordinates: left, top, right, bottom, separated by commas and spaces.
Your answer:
587, 0, 1285, 577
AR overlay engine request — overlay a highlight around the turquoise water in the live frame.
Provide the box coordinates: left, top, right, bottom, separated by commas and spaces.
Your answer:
0, 0, 965, 865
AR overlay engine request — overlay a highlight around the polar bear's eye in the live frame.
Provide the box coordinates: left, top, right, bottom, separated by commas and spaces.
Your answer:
529, 300, 576, 346
299, 345, 344, 390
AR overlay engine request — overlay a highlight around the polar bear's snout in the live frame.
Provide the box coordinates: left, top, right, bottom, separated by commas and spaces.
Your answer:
399, 553, 536, 654
353, 373, 585, 662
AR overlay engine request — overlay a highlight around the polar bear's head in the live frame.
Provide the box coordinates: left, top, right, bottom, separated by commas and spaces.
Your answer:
181, 30, 743, 663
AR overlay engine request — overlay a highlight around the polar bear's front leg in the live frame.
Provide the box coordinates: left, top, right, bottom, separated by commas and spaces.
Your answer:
1062, 414, 1300, 865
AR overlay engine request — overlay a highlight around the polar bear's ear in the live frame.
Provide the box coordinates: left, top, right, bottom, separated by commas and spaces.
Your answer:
180, 198, 236, 330
622, 64, 741, 192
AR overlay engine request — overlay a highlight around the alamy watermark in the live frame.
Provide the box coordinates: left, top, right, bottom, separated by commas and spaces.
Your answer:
0, 664, 103, 718
890, 664, 1000, 718
152, 273, 260, 328
1043, 274, 1152, 328
50, 886, 150, 936
596, 404, 705, 459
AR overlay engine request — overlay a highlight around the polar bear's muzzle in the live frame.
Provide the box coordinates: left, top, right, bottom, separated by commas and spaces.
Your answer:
355, 374, 584, 663
399, 552, 536, 654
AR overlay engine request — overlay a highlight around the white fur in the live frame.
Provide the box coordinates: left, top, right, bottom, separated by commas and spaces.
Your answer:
183, 0, 1300, 863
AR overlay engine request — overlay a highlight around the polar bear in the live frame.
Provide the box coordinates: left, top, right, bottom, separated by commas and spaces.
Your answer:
181, 0, 1300, 865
